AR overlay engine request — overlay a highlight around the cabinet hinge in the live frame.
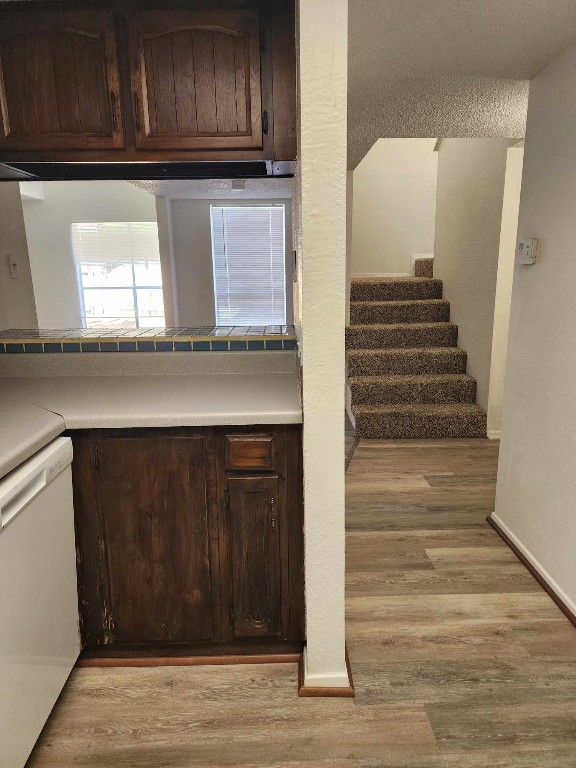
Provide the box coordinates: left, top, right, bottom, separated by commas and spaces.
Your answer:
229, 605, 235, 625
260, 27, 266, 52
94, 446, 100, 473
225, 487, 230, 513
262, 110, 269, 136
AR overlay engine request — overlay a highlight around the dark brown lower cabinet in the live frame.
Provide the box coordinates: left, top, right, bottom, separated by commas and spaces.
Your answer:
228, 475, 282, 638
70, 425, 303, 658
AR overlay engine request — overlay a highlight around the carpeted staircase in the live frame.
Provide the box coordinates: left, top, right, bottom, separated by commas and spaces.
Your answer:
347, 277, 487, 439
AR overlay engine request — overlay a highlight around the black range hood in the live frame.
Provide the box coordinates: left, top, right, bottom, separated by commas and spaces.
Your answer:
0, 160, 293, 181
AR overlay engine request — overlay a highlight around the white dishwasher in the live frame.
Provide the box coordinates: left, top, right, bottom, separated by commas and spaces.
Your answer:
0, 437, 80, 768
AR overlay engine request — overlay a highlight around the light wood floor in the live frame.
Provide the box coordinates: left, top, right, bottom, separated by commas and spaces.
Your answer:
27, 439, 576, 767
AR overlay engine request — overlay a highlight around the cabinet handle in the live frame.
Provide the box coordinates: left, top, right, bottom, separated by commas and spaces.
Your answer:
110, 91, 118, 130
133, 91, 140, 131
262, 110, 269, 136
270, 496, 276, 529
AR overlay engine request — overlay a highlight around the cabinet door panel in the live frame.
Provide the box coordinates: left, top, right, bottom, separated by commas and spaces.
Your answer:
129, 10, 262, 150
228, 476, 281, 638
96, 436, 215, 644
0, 12, 124, 150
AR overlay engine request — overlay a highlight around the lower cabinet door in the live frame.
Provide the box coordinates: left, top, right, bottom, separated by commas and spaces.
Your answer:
96, 436, 216, 644
228, 476, 282, 637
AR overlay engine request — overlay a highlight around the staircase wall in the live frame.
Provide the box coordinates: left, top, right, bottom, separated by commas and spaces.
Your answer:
494, 40, 576, 618
433, 138, 511, 410
350, 139, 438, 277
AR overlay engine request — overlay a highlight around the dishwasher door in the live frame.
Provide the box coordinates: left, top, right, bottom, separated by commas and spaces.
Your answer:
0, 437, 80, 768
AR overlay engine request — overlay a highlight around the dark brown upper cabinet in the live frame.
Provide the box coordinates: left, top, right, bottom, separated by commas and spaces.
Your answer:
0, 11, 124, 150
128, 9, 263, 151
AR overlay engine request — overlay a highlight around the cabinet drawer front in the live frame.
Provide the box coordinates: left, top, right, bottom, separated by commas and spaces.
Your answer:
226, 435, 274, 470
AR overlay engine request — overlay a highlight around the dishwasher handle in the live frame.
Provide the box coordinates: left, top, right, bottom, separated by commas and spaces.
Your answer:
0, 469, 47, 529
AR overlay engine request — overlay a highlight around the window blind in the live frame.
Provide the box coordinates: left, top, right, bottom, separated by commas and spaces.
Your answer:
71, 222, 160, 266
210, 205, 286, 325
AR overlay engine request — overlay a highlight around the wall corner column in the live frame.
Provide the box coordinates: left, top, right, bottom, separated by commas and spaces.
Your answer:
298, 0, 349, 689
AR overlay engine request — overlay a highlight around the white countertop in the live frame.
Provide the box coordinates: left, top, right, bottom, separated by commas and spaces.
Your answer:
0, 394, 65, 479
0, 373, 302, 479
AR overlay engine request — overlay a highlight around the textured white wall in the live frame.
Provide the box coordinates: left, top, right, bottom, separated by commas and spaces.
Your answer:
487, 147, 524, 437
21, 181, 156, 328
0, 184, 37, 330
434, 139, 510, 411
351, 139, 437, 276
348, 77, 529, 169
299, 0, 348, 687
494, 42, 576, 614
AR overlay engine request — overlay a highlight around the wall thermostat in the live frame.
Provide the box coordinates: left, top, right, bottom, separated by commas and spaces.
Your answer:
516, 238, 538, 265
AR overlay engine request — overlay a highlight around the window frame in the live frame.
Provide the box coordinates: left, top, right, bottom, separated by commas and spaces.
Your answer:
71, 221, 164, 329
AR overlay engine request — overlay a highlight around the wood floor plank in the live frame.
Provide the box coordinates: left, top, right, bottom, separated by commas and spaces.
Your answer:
346, 565, 541, 597
27, 437, 576, 766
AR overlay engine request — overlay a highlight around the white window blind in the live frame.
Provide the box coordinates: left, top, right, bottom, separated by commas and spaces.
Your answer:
210, 205, 286, 325
71, 221, 164, 328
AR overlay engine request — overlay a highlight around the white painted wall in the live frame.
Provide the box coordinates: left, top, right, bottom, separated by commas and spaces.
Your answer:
167, 199, 293, 326
434, 138, 511, 410
487, 146, 524, 437
298, 0, 348, 688
494, 41, 576, 614
351, 139, 437, 276
0, 184, 38, 330
21, 181, 157, 329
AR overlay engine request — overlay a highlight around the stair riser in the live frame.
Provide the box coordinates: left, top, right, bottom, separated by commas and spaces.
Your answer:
346, 325, 457, 350
351, 280, 442, 302
414, 259, 434, 278
351, 379, 476, 405
354, 412, 487, 439
350, 302, 449, 325
347, 351, 467, 376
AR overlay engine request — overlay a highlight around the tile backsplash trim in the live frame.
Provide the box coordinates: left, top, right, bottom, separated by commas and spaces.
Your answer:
0, 327, 297, 354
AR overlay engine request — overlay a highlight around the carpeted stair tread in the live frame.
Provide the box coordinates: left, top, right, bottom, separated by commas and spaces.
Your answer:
349, 373, 476, 405
350, 299, 450, 325
351, 277, 443, 302
353, 403, 487, 439
347, 347, 468, 376
346, 322, 458, 349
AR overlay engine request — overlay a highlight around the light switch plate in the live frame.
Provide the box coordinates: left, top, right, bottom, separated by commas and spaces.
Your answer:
7, 253, 20, 279
516, 238, 538, 265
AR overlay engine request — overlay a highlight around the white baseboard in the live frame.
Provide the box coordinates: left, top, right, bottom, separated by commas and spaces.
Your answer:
491, 513, 576, 618
302, 646, 350, 688
487, 430, 501, 440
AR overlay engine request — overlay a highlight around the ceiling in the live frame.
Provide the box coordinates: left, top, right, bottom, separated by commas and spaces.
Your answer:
349, 0, 576, 89
347, 0, 576, 167
129, 177, 293, 200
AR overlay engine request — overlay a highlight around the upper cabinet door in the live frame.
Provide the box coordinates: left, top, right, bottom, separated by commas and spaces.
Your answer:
128, 10, 263, 151
0, 12, 124, 151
